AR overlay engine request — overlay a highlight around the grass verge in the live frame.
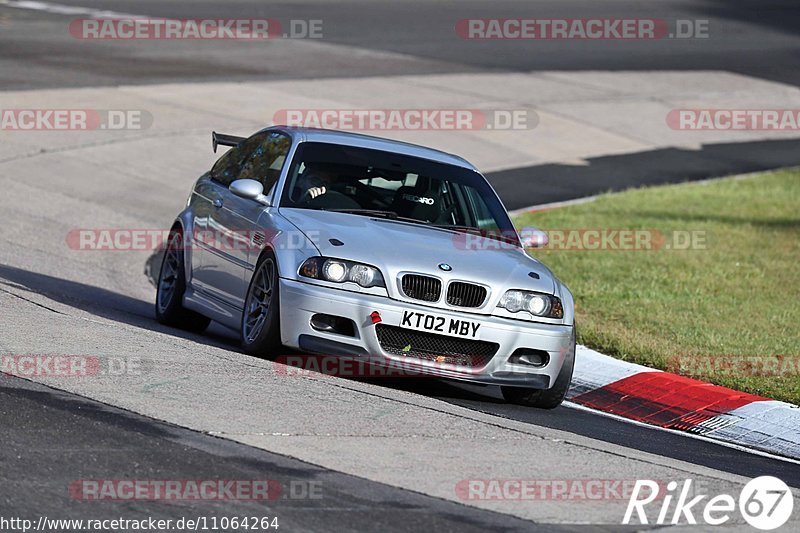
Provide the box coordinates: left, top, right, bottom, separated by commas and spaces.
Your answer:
514, 169, 800, 404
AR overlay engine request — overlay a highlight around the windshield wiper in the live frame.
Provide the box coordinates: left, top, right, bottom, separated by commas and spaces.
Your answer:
330, 209, 430, 225
434, 224, 520, 245
434, 224, 479, 231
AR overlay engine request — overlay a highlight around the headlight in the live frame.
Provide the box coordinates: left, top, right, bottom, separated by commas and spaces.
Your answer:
349, 264, 379, 287
300, 257, 385, 288
498, 290, 563, 319
322, 260, 348, 282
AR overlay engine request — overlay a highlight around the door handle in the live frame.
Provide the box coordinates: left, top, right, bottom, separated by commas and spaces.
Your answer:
212, 198, 224, 208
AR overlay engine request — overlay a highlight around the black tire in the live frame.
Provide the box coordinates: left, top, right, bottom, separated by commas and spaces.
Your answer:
501, 325, 576, 409
241, 250, 282, 357
155, 227, 211, 333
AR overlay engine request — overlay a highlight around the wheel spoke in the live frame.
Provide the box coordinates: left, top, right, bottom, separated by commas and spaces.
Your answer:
250, 314, 266, 339
243, 259, 275, 342
264, 265, 273, 288
157, 233, 184, 313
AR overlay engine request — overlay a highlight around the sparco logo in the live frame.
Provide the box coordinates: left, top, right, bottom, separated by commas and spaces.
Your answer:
623, 477, 793, 529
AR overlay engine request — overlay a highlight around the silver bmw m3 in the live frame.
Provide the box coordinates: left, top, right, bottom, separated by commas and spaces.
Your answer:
156, 127, 575, 408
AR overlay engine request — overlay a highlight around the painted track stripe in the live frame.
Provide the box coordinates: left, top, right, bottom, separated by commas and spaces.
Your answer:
570, 371, 767, 430
565, 401, 800, 465
568, 345, 659, 398
569, 347, 800, 459
707, 401, 800, 458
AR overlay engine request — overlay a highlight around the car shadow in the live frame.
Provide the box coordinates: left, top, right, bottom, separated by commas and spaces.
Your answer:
0, 263, 239, 351
143, 244, 166, 288
489, 138, 800, 211
0, 262, 507, 407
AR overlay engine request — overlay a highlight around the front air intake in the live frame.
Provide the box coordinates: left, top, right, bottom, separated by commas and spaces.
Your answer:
401, 274, 441, 302
446, 282, 487, 308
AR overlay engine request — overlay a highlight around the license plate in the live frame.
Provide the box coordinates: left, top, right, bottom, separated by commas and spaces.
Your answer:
399, 310, 482, 340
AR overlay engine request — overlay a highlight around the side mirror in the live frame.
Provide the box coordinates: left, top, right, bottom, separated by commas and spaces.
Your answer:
519, 227, 548, 248
230, 179, 270, 205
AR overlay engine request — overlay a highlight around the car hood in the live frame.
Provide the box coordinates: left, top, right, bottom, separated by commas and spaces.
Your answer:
279, 209, 556, 301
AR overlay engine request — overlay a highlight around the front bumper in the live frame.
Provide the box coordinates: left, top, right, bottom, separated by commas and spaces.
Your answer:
279, 278, 574, 388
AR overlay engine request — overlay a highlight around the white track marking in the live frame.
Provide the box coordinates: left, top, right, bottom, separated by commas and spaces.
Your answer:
508, 195, 601, 217
565, 401, 800, 466
0, 0, 144, 19
567, 344, 660, 399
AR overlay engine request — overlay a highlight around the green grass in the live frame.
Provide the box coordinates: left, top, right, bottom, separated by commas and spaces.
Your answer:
514, 169, 800, 404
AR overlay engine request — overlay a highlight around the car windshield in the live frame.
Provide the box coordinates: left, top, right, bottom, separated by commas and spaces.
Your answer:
280, 141, 519, 243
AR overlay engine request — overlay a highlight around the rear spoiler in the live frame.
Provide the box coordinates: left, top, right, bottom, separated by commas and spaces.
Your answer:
212, 131, 245, 153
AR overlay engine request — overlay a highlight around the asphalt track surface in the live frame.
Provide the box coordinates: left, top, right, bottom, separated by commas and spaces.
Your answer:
0, 374, 565, 533
2, 0, 800, 89
3, 0, 800, 207
2, 0, 800, 529
0, 263, 798, 528
9, 255, 800, 495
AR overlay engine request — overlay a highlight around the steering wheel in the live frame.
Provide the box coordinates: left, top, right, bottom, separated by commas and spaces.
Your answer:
352, 181, 393, 208
307, 190, 362, 209
298, 187, 322, 204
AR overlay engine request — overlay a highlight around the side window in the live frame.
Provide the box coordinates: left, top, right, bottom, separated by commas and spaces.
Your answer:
209, 131, 291, 190
237, 131, 292, 195
460, 186, 500, 231
210, 144, 245, 187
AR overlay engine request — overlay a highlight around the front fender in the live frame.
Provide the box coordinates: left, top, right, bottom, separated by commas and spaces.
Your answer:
252, 209, 321, 279
174, 207, 198, 283
554, 280, 575, 327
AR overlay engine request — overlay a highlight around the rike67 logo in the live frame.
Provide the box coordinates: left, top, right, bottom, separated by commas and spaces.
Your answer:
624, 476, 794, 529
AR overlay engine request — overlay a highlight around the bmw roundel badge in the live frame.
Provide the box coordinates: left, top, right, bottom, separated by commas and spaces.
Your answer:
438, 263, 452, 272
